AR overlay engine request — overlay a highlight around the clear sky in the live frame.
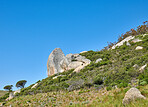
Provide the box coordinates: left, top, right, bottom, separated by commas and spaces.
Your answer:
0, 0, 148, 90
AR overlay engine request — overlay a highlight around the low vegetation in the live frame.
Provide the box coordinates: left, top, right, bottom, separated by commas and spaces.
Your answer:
4, 85, 148, 107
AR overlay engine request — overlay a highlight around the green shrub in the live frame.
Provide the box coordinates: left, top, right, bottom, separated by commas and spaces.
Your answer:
106, 86, 112, 91
93, 75, 103, 85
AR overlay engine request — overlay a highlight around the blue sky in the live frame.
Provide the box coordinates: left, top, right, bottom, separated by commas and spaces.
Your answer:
0, 0, 148, 90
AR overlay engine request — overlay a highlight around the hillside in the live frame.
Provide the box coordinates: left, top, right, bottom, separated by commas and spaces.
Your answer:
0, 90, 7, 98
0, 23, 148, 106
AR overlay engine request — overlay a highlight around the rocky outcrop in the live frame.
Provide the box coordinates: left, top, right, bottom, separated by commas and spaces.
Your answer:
68, 62, 83, 70
112, 36, 134, 49
47, 48, 91, 76
122, 88, 146, 105
47, 48, 69, 76
135, 46, 143, 50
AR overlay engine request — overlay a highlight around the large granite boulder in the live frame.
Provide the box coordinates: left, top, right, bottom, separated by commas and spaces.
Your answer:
47, 48, 91, 76
122, 88, 146, 105
47, 48, 69, 76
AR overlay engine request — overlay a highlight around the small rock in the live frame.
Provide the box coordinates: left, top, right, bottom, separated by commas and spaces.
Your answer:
132, 39, 142, 43
31, 83, 38, 89
143, 34, 148, 37
135, 46, 143, 50
139, 64, 147, 72
80, 51, 87, 54
126, 42, 131, 46
133, 64, 139, 69
95, 58, 102, 63
122, 88, 146, 105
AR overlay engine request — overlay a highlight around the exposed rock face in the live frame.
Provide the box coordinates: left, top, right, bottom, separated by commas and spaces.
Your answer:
112, 36, 134, 49
122, 88, 146, 105
47, 48, 69, 76
95, 58, 102, 63
135, 46, 143, 50
47, 48, 91, 76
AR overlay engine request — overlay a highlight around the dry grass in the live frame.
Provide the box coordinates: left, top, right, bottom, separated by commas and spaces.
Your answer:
4, 85, 148, 107
0, 90, 7, 97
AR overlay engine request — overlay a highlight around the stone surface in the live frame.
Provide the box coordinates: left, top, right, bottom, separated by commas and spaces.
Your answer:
132, 39, 142, 43
133, 64, 139, 69
122, 88, 146, 105
126, 42, 131, 46
95, 58, 102, 63
139, 64, 147, 72
75, 55, 91, 64
112, 36, 134, 49
143, 34, 148, 37
68, 61, 83, 70
31, 83, 38, 89
135, 46, 143, 50
80, 51, 87, 54
13, 89, 21, 95
47, 48, 69, 76
74, 63, 89, 73
6, 92, 15, 101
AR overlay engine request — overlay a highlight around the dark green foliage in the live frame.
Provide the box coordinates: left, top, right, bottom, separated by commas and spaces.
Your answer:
16, 80, 27, 89
3, 85, 13, 92
138, 67, 148, 86
93, 74, 103, 85
106, 86, 112, 91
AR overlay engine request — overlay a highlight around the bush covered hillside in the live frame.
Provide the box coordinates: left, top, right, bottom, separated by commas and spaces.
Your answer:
14, 33, 148, 96
1, 22, 148, 106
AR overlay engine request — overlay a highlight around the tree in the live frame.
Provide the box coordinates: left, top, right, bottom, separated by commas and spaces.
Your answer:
3, 85, 13, 92
16, 80, 27, 88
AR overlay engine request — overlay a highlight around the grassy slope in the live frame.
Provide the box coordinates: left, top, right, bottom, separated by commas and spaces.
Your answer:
4, 85, 148, 107
0, 90, 7, 98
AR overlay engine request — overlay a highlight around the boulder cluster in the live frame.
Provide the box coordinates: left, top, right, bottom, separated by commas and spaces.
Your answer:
47, 48, 91, 76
